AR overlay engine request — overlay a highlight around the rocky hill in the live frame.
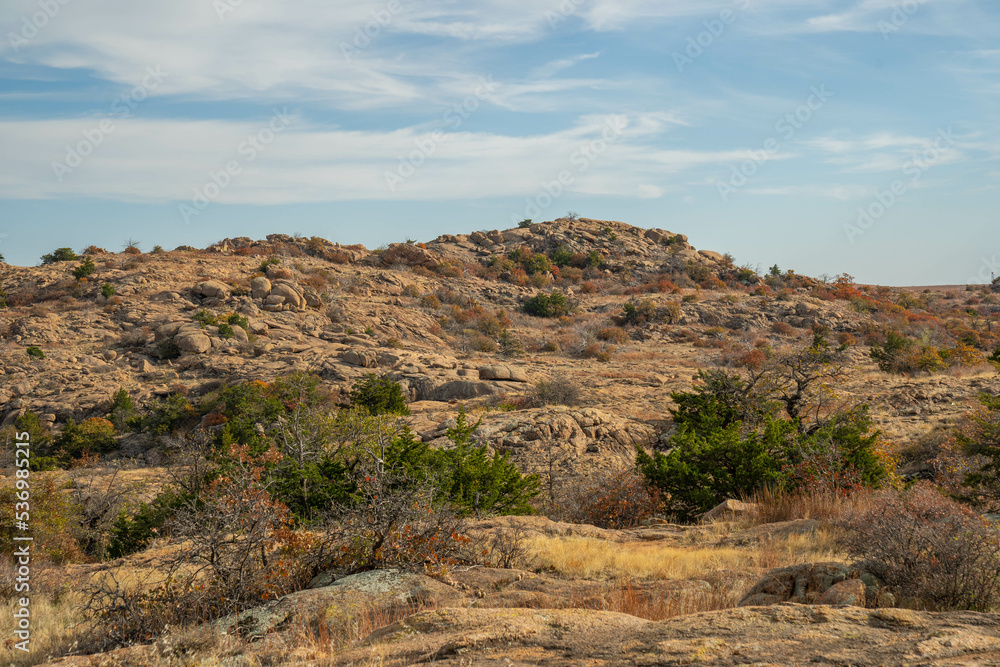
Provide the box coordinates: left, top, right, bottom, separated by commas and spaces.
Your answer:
2, 218, 996, 471
3, 217, 1000, 666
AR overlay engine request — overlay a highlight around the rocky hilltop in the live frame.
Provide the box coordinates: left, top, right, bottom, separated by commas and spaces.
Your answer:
2, 217, 995, 470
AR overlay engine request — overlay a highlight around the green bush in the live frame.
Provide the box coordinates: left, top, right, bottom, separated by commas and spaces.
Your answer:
349, 374, 410, 416
622, 298, 657, 326
518, 219, 532, 229
72, 257, 96, 279
392, 406, 539, 516
685, 260, 711, 283
522, 291, 571, 318
192, 309, 218, 327
26, 346, 44, 359
637, 404, 885, 522
958, 392, 1000, 504
988, 345, 1000, 368
217, 323, 235, 339
869, 330, 914, 373
109, 388, 141, 432
101, 283, 116, 298
154, 338, 180, 360
523, 253, 553, 275
141, 394, 196, 435
40, 247, 77, 264
550, 245, 574, 267
107, 491, 189, 559
637, 356, 889, 522
226, 313, 249, 330
50, 417, 117, 462
4, 412, 57, 470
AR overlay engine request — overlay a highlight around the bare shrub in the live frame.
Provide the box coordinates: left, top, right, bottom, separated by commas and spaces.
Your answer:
82, 445, 335, 650
840, 484, 1000, 610
532, 377, 582, 406
581, 342, 615, 361
117, 326, 151, 348
482, 524, 532, 569
334, 466, 474, 574
564, 466, 662, 529
595, 326, 629, 344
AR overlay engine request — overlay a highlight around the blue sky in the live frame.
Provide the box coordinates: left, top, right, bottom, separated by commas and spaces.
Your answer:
0, 0, 997, 284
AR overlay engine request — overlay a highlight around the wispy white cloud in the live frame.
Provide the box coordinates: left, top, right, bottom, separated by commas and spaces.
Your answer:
529, 53, 600, 79
0, 112, 742, 204
804, 131, 967, 173
743, 183, 873, 199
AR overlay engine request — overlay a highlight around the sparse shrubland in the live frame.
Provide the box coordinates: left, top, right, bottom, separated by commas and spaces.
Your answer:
4, 220, 1000, 665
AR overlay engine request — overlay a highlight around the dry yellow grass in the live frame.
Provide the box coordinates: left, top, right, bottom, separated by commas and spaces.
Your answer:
0, 593, 86, 667
527, 529, 844, 582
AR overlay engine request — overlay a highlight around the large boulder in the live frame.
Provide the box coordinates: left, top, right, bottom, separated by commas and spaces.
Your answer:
269, 280, 305, 308
175, 331, 212, 354
700, 499, 756, 523
343, 349, 378, 368
739, 562, 861, 607
381, 243, 438, 269
698, 250, 725, 263
193, 280, 231, 299
428, 380, 496, 402
250, 277, 271, 299
217, 569, 461, 640
817, 579, 867, 606
795, 301, 821, 317
479, 364, 529, 383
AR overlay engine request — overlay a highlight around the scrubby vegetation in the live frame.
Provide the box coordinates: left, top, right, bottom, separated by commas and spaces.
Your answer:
0, 372, 541, 655
3, 221, 1000, 665
638, 335, 893, 521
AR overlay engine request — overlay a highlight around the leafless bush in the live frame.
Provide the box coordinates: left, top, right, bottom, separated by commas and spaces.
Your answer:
532, 377, 582, 407
70, 467, 135, 560
564, 466, 662, 529
82, 445, 338, 650
334, 464, 474, 574
482, 524, 531, 569
117, 326, 151, 348
840, 484, 1000, 610
81, 567, 187, 651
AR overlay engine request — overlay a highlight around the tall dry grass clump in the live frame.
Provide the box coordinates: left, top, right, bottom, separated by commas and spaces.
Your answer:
742, 486, 877, 526
527, 531, 841, 582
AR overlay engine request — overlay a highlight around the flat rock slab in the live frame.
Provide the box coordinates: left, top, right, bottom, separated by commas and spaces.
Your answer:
328, 604, 1000, 666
